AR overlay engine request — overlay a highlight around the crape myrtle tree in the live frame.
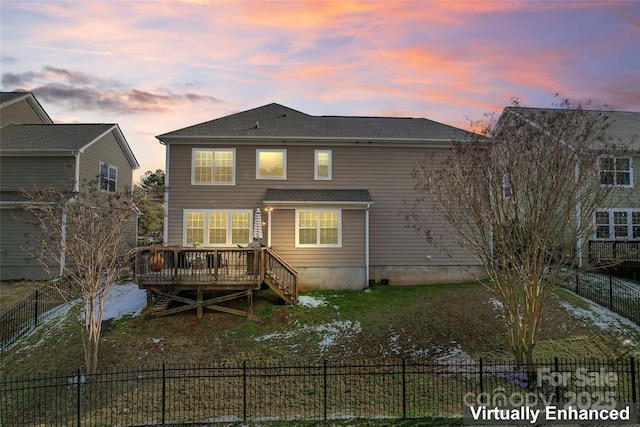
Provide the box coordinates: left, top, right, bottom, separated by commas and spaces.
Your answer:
408, 100, 631, 369
17, 177, 137, 374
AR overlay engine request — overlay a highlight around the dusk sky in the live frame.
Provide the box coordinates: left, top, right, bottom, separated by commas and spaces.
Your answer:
1, 1, 639, 182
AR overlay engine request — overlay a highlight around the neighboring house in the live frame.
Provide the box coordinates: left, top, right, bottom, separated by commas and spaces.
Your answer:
499, 107, 640, 276
156, 103, 485, 290
0, 92, 140, 280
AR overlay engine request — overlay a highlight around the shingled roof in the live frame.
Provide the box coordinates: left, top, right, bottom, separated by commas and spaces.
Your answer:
0, 124, 140, 169
157, 103, 473, 142
264, 189, 372, 205
0, 124, 117, 151
504, 107, 640, 151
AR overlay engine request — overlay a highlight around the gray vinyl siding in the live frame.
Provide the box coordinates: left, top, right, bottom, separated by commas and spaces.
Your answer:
166, 142, 478, 268
0, 156, 74, 191
0, 208, 57, 280
270, 208, 365, 267
78, 131, 134, 191
0, 99, 48, 127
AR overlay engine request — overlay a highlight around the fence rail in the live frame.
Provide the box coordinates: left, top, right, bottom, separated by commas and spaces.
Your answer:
0, 279, 70, 352
562, 272, 640, 325
1, 358, 637, 426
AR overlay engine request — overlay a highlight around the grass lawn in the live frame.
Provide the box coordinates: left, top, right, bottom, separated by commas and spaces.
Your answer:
0, 280, 44, 315
1, 281, 639, 378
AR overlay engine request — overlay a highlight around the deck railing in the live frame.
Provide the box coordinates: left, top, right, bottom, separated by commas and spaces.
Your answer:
588, 240, 640, 265
264, 248, 298, 303
132, 247, 298, 303
132, 247, 263, 286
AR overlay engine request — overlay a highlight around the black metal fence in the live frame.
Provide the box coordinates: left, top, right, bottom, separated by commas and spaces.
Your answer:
1, 358, 637, 426
0, 279, 70, 352
562, 272, 640, 325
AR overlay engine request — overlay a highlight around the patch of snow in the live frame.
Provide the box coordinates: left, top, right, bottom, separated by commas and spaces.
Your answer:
554, 293, 639, 333
255, 320, 362, 356
488, 297, 503, 311
298, 296, 327, 308
101, 283, 147, 320
434, 343, 474, 366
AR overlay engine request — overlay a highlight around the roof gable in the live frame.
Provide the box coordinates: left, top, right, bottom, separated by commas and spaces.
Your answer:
0, 123, 139, 169
0, 91, 53, 125
157, 103, 473, 142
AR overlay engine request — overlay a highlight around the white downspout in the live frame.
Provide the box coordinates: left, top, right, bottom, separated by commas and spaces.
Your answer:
365, 204, 370, 287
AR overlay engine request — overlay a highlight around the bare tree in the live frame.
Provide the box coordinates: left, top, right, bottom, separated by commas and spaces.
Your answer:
17, 178, 137, 374
409, 102, 633, 368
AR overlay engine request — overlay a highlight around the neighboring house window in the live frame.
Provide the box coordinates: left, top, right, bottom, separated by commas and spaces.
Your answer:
192, 149, 235, 185
598, 157, 632, 187
99, 162, 117, 192
594, 209, 640, 240
315, 150, 332, 180
296, 209, 341, 247
256, 149, 286, 179
184, 209, 251, 246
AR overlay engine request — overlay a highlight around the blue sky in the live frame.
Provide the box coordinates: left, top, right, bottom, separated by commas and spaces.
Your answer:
1, 1, 638, 181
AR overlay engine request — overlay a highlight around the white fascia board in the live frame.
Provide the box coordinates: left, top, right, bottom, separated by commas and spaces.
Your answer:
158, 135, 466, 148
262, 200, 372, 209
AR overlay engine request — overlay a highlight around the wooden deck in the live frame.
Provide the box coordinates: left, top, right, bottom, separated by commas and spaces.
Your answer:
132, 247, 298, 318
589, 240, 640, 267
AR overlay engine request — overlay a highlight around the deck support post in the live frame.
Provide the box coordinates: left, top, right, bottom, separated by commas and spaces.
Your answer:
197, 289, 203, 319
247, 290, 253, 320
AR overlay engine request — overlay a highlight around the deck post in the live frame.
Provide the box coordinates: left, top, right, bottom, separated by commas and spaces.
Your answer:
197, 289, 203, 319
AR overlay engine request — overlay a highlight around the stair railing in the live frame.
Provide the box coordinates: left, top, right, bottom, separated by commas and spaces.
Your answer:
262, 248, 298, 303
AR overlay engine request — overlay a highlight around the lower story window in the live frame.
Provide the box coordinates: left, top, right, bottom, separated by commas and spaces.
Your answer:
184, 210, 252, 246
594, 209, 640, 240
296, 209, 341, 247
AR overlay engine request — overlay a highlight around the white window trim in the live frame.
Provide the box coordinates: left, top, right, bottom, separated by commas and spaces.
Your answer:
99, 162, 117, 193
597, 156, 633, 188
256, 149, 287, 180
314, 150, 332, 180
191, 148, 236, 186
593, 208, 640, 241
183, 209, 253, 247
295, 209, 342, 248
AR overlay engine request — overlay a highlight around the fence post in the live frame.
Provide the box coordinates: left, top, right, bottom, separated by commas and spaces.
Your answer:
575, 274, 579, 294
162, 362, 166, 425
76, 368, 81, 427
33, 290, 39, 328
323, 360, 327, 421
631, 357, 637, 404
243, 360, 247, 422
479, 358, 484, 394
609, 276, 614, 311
402, 358, 406, 419
554, 358, 560, 403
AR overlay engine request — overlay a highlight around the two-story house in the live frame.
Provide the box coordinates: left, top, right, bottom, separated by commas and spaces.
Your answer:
0, 92, 140, 280
497, 107, 639, 277
156, 103, 485, 290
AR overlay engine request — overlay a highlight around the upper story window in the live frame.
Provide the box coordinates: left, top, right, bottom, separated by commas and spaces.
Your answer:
184, 209, 251, 246
296, 209, 341, 247
598, 156, 632, 187
99, 162, 117, 192
315, 150, 332, 180
256, 149, 286, 179
192, 149, 235, 185
594, 209, 639, 240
